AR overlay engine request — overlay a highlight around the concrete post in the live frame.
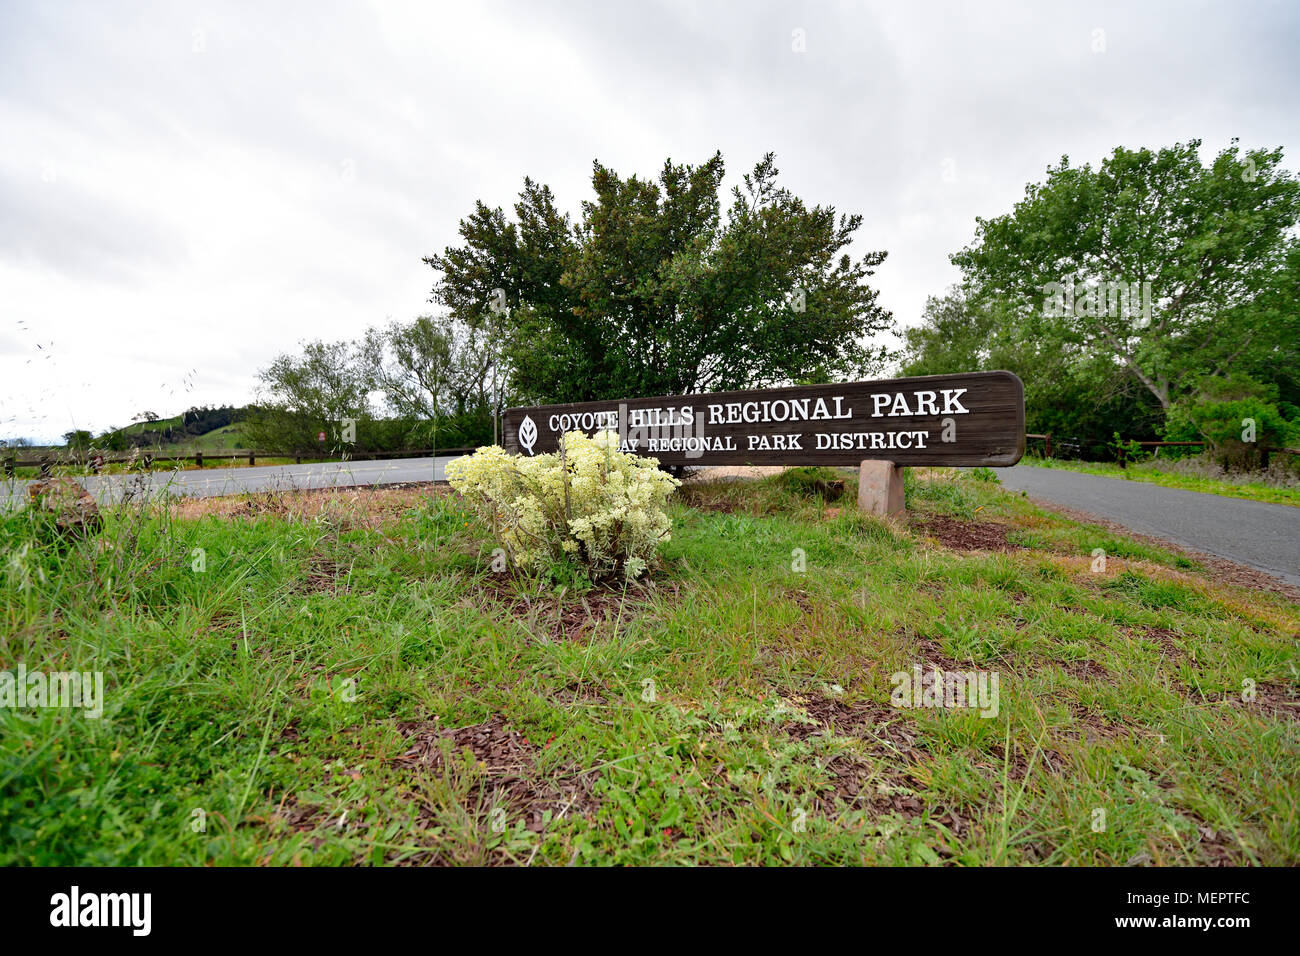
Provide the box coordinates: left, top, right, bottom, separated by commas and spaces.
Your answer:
857, 460, 905, 519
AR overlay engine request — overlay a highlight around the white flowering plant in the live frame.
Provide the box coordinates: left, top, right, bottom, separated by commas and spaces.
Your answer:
444, 430, 681, 582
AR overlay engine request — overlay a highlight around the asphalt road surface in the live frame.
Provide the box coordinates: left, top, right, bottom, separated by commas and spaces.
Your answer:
997, 465, 1300, 588
4, 456, 460, 507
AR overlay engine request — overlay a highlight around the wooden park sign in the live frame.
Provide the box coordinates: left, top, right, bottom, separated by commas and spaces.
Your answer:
504, 371, 1024, 466
503, 371, 1023, 517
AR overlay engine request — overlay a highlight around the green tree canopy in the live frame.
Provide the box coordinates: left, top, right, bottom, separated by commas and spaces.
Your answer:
246, 339, 374, 453
362, 315, 492, 419
951, 140, 1300, 409
362, 314, 503, 446
901, 287, 1163, 456
425, 151, 893, 403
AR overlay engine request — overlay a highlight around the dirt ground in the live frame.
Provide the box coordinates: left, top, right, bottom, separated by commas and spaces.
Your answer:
168, 481, 444, 526
682, 465, 790, 482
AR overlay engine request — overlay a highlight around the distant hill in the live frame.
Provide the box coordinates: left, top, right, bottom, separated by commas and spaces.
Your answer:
101, 406, 253, 451
185, 422, 250, 450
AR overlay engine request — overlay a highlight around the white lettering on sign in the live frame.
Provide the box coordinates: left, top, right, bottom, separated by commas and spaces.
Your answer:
707, 397, 852, 425
549, 410, 621, 432
870, 388, 969, 418
814, 431, 930, 451
747, 433, 804, 451
645, 435, 737, 453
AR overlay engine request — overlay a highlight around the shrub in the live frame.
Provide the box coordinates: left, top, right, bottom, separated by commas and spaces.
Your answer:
963, 467, 1000, 484
772, 466, 846, 500
1111, 432, 1148, 465
1164, 375, 1298, 469
445, 430, 680, 582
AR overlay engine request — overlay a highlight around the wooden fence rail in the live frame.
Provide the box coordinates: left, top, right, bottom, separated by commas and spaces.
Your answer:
1026, 433, 1053, 458
2, 447, 476, 478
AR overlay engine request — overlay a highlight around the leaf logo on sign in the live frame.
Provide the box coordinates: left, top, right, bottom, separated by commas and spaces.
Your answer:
518, 415, 538, 455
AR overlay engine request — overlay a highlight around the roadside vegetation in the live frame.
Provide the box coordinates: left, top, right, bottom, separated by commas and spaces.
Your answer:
11, 140, 1299, 495
5, 138, 1299, 867
3, 469, 1295, 865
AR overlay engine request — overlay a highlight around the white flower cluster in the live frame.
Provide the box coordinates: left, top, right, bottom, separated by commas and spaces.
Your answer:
445, 430, 681, 581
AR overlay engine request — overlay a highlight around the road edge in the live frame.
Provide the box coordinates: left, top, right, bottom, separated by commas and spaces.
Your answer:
1025, 495, 1300, 604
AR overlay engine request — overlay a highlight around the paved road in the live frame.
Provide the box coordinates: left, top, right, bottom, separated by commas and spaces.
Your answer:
4, 456, 460, 507
997, 465, 1300, 587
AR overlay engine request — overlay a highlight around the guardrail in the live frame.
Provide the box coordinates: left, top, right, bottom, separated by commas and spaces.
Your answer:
2, 447, 475, 478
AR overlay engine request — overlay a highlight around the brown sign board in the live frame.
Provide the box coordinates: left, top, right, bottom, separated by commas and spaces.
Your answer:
503, 371, 1025, 468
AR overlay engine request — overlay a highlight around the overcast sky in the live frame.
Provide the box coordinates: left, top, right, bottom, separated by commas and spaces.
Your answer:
2, 0, 1297, 442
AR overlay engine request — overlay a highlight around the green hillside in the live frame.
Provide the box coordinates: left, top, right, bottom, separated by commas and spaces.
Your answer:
131, 421, 250, 452
97, 406, 251, 451
117, 414, 186, 436
184, 422, 250, 450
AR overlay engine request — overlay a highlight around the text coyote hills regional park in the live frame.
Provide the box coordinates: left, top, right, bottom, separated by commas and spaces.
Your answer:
503, 371, 1025, 468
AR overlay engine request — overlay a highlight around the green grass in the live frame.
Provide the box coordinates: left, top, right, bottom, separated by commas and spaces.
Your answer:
116, 414, 188, 435
1022, 456, 1300, 507
2, 470, 1296, 865
108, 418, 248, 449
182, 422, 251, 451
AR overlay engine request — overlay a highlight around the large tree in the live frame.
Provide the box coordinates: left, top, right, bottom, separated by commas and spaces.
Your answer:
1213, 241, 1300, 409
363, 315, 496, 419
902, 288, 1164, 455
362, 313, 504, 446
951, 140, 1300, 410
246, 339, 374, 453
425, 152, 893, 403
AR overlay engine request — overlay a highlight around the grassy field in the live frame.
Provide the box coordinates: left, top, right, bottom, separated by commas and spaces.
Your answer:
2, 470, 1297, 865
1022, 455, 1300, 507
180, 422, 250, 450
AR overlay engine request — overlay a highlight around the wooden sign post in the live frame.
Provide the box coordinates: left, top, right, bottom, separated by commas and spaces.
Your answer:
503, 371, 1025, 518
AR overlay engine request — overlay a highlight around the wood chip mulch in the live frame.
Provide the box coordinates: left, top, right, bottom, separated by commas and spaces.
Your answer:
392, 716, 598, 833
909, 513, 1023, 553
